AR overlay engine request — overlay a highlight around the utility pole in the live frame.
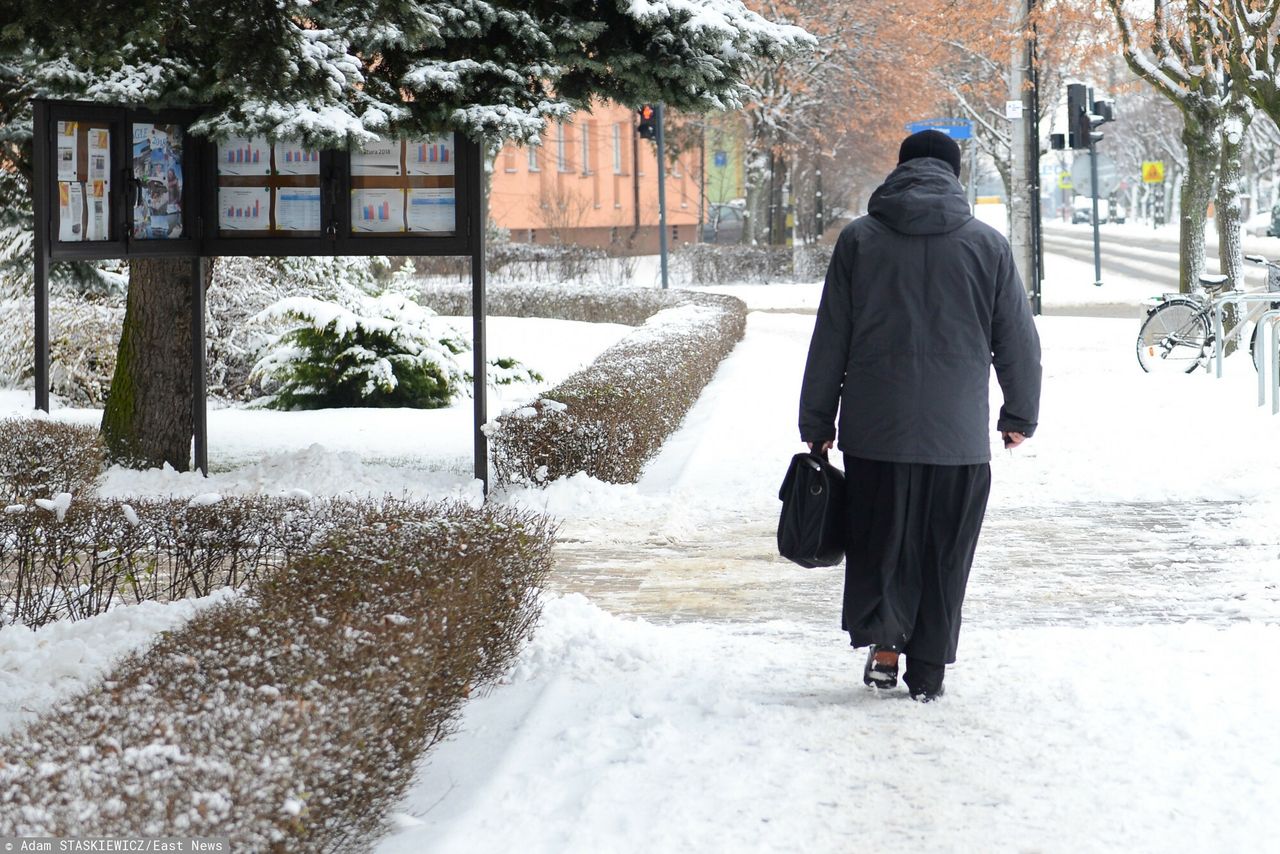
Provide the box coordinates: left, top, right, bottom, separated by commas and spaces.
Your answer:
656, 102, 669, 289
1027, 0, 1043, 314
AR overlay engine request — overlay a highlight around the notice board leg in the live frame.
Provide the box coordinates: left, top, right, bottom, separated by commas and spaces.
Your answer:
192, 256, 208, 476
32, 100, 50, 412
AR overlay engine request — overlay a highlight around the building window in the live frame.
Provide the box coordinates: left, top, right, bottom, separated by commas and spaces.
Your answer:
503, 147, 517, 173
556, 123, 570, 172
581, 123, 591, 175
613, 124, 624, 174
527, 145, 539, 172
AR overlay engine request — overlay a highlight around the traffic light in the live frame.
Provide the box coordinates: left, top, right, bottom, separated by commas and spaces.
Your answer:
1066, 83, 1114, 149
637, 104, 656, 140
1067, 83, 1089, 150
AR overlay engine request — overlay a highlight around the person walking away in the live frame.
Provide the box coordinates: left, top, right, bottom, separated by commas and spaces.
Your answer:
798, 130, 1042, 702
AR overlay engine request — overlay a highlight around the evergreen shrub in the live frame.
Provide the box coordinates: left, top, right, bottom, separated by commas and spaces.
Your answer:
0, 500, 555, 851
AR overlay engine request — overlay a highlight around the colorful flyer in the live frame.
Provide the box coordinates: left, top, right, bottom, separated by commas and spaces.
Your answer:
406, 188, 456, 232
273, 141, 320, 175
351, 136, 402, 176
218, 187, 271, 231
351, 188, 404, 232
57, 121, 79, 181
58, 182, 84, 242
132, 123, 184, 239
88, 128, 110, 185
406, 135, 455, 176
275, 187, 322, 231
218, 136, 271, 176
86, 180, 109, 241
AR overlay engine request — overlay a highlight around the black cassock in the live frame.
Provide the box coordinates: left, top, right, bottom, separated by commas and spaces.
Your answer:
840, 454, 992, 666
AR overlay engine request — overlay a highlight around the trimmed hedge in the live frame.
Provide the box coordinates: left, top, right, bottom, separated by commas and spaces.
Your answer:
0, 418, 105, 504
419, 283, 747, 485
0, 495, 387, 629
490, 292, 746, 484
0, 500, 555, 851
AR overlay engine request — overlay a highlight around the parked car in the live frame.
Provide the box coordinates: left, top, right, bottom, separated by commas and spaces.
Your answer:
702, 204, 745, 244
1071, 197, 1110, 225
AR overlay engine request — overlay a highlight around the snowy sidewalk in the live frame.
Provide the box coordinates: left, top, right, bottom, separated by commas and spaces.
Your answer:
380, 306, 1280, 853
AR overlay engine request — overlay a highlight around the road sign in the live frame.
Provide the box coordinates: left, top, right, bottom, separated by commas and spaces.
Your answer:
1070, 152, 1119, 197
1005, 100, 1024, 120
713, 150, 728, 168
905, 118, 973, 140
1142, 160, 1165, 183
1057, 171, 1072, 190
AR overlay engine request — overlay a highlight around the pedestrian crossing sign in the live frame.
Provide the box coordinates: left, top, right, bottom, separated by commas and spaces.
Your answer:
1057, 171, 1072, 190
1142, 161, 1165, 183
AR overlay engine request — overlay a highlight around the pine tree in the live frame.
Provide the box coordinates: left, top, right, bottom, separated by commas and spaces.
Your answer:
0, 0, 812, 469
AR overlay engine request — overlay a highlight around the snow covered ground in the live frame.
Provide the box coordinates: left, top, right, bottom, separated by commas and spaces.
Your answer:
4, 261, 1280, 851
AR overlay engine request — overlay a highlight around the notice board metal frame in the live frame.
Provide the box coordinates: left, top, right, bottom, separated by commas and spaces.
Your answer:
31, 98, 490, 489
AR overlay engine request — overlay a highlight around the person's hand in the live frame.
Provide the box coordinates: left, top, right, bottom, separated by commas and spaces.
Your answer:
1001, 431, 1025, 450
807, 440, 834, 453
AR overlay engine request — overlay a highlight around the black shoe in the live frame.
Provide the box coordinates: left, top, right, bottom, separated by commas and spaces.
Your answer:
862, 645, 899, 689
904, 658, 945, 702
910, 683, 945, 703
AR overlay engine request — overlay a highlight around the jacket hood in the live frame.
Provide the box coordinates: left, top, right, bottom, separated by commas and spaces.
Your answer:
867, 158, 973, 236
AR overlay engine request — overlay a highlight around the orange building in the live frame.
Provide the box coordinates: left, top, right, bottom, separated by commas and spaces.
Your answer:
489, 101, 703, 253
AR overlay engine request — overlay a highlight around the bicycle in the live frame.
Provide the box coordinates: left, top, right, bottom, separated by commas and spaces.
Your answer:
1136, 255, 1280, 374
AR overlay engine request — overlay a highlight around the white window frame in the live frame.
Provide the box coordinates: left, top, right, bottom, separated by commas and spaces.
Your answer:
556, 123, 570, 172
527, 144, 539, 172
580, 123, 591, 175
612, 124, 624, 174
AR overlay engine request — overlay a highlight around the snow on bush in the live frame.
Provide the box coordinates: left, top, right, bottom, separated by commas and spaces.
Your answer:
477, 289, 748, 484
0, 418, 105, 505
251, 292, 540, 410
0, 501, 555, 850
0, 495, 467, 630
0, 297, 124, 406
419, 280, 692, 326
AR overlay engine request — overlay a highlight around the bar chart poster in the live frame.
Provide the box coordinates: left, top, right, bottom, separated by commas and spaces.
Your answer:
218, 136, 271, 176
273, 140, 321, 175
218, 186, 271, 231
407, 134, 455, 176
351, 188, 404, 232
275, 187, 322, 231
351, 136, 402, 176
407, 188, 456, 232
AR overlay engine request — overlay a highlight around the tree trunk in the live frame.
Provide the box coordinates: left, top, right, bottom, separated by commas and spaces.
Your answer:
1216, 123, 1247, 290
1178, 123, 1219, 294
101, 256, 204, 470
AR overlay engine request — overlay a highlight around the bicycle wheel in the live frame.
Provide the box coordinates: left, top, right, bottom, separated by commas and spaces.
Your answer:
1137, 300, 1211, 374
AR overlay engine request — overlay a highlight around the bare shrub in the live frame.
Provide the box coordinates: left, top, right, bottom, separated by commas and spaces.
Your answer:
673, 243, 833, 285
0, 500, 555, 852
0, 297, 123, 406
0, 418, 105, 504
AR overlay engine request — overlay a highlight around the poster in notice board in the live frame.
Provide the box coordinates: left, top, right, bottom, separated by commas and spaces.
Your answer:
132, 123, 184, 240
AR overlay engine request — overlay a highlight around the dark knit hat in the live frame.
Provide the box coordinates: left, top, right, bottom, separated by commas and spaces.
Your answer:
898, 129, 962, 178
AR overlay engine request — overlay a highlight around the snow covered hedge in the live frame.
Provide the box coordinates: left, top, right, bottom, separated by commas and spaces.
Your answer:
424, 287, 747, 485
0, 494, 346, 629
0, 500, 555, 849
0, 418, 105, 504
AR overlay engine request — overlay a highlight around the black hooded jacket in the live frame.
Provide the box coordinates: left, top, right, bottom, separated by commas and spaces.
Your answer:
798, 157, 1041, 464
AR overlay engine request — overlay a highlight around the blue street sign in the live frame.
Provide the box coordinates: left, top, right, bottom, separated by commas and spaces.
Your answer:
713, 150, 728, 168
905, 118, 973, 140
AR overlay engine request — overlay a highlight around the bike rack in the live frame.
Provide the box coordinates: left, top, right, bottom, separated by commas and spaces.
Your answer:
1260, 310, 1280, 414
1211, 293, 1280, 414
